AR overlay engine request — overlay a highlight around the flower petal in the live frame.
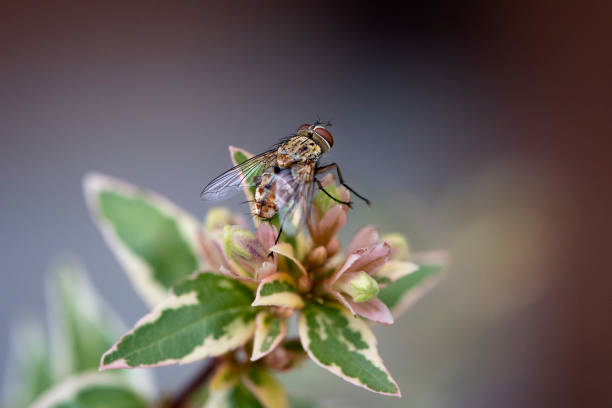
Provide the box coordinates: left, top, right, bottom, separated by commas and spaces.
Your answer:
347, 298, 394, 325
347, 225, 380, 254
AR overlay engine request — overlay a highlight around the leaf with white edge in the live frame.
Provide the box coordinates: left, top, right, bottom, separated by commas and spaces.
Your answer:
252, 273, 304, 309
2, 320, 54, 408
83, 172, 204, 306
374, 260, 419, 287
251, 311, 286, 361
205, 381, 264, 408
242, 367, 288, 408
100, 273, 257, 370
206, 364, 263, 408
48, 257, 155, 396
298, 302, 400, 396
378, 252, 448, 317
270, 243, 307, 280
30, 372, 148, 408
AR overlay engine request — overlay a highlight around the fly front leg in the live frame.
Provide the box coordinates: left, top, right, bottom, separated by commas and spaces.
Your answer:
316, 163, 371, 206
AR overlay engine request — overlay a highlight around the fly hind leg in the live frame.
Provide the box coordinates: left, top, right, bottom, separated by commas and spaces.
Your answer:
315, 179, 353, 208
316, 163, 371, 206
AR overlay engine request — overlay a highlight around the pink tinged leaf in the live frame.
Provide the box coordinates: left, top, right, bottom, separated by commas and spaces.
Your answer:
256, 223, 278, 253
347, 298, 394, 325
347, 225, 380, 254
198, 231, 231, 272
329, 242, 390, 284
346, 243, 391, 276
255, 261, 277, 281
329, 252, 363, 284
219, 266, 257, 283
311, 205, 347, 246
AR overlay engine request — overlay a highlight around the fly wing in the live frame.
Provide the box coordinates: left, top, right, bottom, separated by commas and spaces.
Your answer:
275, 170, 316, 236
200, 150, 277, 201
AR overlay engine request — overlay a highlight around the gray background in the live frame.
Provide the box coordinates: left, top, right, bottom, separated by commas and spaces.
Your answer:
1, 1, 611, 407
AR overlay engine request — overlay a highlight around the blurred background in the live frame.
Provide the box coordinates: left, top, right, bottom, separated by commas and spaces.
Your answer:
1, 1, 611, 407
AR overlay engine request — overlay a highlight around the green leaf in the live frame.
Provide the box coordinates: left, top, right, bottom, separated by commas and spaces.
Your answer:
251, 311, 286, 361
83, 173, 204, 306
242, 367, 288, 408
30, 372, 148, 408
298, 302, 400, 396
378, 262, 445, 317
101, 273, 257, 369
48, 257, 154, 395
207, 363, 285, 408
205, 381, 264, 408
252, 273, 304, 309
3, 320, 54, 408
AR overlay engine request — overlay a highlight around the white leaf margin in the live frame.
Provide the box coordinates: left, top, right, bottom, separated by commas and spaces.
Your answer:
298, 303, 401, 397
83, 172, 205, 306
30, 371, 148, 408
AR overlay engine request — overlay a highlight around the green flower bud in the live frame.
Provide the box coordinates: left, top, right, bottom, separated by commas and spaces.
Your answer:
222, 225, 266, 277
334, 271, 380, 303
205, 207, 234, 231
313, 185, 341, 214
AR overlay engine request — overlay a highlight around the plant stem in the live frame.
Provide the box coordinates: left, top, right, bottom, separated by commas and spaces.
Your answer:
170, 357, 221, 408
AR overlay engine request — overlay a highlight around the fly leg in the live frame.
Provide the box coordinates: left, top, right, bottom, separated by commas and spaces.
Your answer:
315, 179, 353, 208
267, 216, 287, 258
316, 163, 371, 206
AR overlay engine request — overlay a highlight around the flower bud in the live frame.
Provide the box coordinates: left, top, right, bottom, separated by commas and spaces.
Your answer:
333, 271, 379, 303
313, 185, 341, 214
205, 207, 244, 231
382, 233, 410, 260
307, 245, 327, 268
222, 225, 266, 277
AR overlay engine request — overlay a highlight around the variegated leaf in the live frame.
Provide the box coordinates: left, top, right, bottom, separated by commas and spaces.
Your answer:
206, 363, 263, 408
251, 311, 286, 361
48, 257, 154, 395
3, 320, 54, 408
100, 273, 257, 370
242, 367, 288, 408
374, 260, 419, 287
252, 273, 304, 309
378, 251, 448, 317
83, 172, 204, 306
298, 302, 400, 396
30, 372, 148, 408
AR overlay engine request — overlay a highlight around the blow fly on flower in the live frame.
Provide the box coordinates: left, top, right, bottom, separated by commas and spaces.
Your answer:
200, 121, 370, 245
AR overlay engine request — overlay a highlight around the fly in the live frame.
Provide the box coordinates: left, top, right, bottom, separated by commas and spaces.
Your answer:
200, 121, 370, 245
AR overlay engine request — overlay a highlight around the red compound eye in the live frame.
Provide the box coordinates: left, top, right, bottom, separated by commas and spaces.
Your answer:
297, 123, 311, 132
314, 126, 333, 148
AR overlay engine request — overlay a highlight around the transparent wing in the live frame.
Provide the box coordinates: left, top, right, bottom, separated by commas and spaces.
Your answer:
275, 170, 316, 236
200, 150, 277, 201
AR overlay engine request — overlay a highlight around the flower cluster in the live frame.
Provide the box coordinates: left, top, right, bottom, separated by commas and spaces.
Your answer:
87, 147, 447, 406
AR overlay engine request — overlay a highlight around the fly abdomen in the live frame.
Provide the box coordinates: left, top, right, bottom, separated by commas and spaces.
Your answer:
254, 171, 277, 219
